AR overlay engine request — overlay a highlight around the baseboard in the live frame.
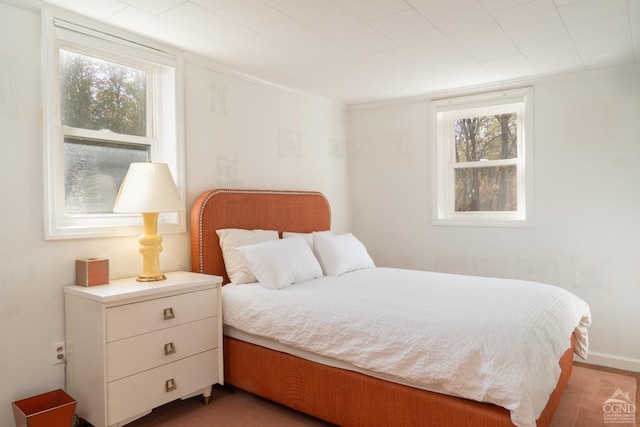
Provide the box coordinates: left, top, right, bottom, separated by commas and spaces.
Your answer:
575, 352, 640, 373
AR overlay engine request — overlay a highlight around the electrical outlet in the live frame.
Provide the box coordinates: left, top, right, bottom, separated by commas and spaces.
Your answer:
53, 341, 66, 365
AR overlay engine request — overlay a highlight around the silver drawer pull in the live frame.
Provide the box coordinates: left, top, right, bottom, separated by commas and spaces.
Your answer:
164, 342, 176, 356
165, 378, 177, 392
163, 307, 175, 320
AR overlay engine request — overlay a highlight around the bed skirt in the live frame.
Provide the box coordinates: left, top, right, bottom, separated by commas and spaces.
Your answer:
223, 335, 574, 427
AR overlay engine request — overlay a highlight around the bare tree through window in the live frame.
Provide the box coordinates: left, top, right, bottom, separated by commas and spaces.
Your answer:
454, 113, 517, 212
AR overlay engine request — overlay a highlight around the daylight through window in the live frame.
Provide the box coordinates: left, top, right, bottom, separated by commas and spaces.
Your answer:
60, 50, 150, 215
433, 88, 533, 227
43, 9, 184, 239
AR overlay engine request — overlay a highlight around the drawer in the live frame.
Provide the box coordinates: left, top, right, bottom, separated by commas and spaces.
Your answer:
107, 317, 218, 382
108, 350, 219, 424
106, 288, 217, 342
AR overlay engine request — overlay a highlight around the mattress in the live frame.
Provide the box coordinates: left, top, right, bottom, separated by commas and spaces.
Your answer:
222, 267, 591, 427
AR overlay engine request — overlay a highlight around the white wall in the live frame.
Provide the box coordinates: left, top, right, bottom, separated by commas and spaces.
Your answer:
182, 57, 349, 218
0, 3, 347, 426
347, 64, 640, 372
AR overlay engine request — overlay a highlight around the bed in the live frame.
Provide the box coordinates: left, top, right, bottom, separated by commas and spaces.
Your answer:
190, 188, 591, 427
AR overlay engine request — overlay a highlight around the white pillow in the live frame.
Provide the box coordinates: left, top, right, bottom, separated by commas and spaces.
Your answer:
282, 230, 333, 250
216, 228, 279, 284
314, 233, 375, 276
237, 236, 323, 290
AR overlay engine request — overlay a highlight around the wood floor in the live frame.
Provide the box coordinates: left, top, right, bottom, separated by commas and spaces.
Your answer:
575, 361, 640, 403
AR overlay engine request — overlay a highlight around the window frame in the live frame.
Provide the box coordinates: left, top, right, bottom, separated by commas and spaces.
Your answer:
42, 7, 185, 239
433, 88, 533, 227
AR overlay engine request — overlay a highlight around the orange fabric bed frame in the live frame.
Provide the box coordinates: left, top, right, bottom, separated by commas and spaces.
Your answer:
190, 188, 574, 427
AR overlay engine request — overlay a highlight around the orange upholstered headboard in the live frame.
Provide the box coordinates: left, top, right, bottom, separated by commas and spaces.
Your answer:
190, 189, 331, 284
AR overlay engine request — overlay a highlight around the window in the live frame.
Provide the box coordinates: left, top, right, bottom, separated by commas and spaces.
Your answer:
43, 8, 184, 239
433, 88, 533, 227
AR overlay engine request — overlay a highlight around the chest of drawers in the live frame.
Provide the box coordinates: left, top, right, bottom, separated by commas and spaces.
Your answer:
64, 271, 223, 427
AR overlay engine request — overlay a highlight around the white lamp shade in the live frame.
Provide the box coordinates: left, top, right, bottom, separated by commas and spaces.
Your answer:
113, 162, 185, 213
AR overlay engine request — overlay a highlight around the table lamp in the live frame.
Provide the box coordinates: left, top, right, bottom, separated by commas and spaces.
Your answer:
113, 162, 185, 282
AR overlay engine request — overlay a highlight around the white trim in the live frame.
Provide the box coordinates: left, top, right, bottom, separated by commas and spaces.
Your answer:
42, 6, 185, 239
433, 87, 534, 228
432, 87, 530, 110
46, 4, 181, 62
54, 19, 177, 68
582, 351, 640, 373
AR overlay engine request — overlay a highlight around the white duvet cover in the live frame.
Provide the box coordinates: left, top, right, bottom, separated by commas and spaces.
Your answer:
222, 267, 591, 427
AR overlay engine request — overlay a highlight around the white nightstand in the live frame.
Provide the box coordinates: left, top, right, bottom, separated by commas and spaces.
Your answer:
64, 271, 223, 427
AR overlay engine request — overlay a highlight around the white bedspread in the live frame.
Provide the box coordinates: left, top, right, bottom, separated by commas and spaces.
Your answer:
222, 267, 591, 427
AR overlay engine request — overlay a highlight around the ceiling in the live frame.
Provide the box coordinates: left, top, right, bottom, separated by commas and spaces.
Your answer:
44, 0, 640, 104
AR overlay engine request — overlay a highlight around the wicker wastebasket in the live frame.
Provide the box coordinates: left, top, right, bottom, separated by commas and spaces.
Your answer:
12, 389, 76, 427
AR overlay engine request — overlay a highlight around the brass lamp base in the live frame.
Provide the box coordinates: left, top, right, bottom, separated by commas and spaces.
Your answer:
136, 212, 166, 282
136, 273, 167, 282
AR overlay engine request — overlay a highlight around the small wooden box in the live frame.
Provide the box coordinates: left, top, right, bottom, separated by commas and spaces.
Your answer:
76, 258, 109, 286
